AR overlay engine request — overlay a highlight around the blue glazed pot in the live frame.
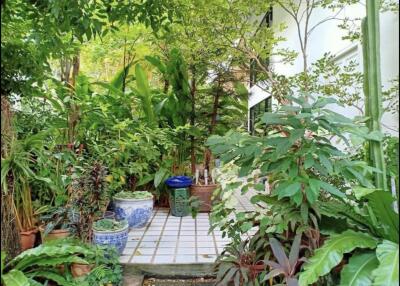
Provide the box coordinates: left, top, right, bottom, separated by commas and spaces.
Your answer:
165, 176, 192, 188
114, 197, 153, 228
92, 224, 128, 255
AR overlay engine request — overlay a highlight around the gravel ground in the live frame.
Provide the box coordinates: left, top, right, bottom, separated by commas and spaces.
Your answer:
142, 277, 216, 286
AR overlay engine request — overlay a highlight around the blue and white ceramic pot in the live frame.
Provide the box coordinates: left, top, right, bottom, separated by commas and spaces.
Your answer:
92, 224, 128, 255
114, 197, 153, 228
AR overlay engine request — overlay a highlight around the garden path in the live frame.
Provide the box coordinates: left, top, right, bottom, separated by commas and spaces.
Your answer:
120, 188, 257, 267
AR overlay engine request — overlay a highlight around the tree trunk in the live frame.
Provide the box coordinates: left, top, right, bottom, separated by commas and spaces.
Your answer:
1, 96, 21, 261
205, 81, 221, 171
190, 67, 196, 175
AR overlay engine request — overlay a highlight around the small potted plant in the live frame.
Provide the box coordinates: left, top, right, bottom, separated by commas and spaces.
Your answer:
92, 218, 129, 254
190, 165, 218, 212
113, 191, 153, 228
215, 239, 265, 285
39, 206, 79, 242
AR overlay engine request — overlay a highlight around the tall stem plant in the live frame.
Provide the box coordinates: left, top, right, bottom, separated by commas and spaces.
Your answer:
362, 0, 388, 192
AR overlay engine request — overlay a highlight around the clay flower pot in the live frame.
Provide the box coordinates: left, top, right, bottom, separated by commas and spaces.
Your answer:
71, 263, 92, 278
20, 228, 38, 251
190, 184, 218, 212
39, 226, 70, 242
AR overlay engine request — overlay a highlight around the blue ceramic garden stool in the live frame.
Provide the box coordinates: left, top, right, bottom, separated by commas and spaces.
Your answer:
165, 176, 192, 217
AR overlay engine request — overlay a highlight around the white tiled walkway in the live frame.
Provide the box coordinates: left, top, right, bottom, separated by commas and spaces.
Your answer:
120, 189, 257, 265
120, 208, 229, 264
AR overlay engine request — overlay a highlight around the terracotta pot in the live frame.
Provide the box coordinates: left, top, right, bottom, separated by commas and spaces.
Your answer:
190, 184, 218, 212
20, 228, 38, 251
40, 227, 70, 242
71, 263, 92, 278
57, 264, 65, 275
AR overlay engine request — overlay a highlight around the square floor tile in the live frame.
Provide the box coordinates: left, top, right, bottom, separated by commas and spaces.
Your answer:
179, 241, 195, 248
153, 255, 174, 264
159, 241, 176, 248
198, 241, 214, 248
179, 236, 195, 242
177, 247, 195, 254
128, 236, 142, 241
119, 255, 131, 263
197, 248, 217, 255
180, 231, 195, 236
148, 226, 163, 230
156, 248, 176, 255
135, 248, 156, 255
197, 234, 214, 239
141, 235, 160, 242
126, 241, 139, 248
139, 241, 158, 248
122, 247, 135, 255
131, 255, 153, 263
160, 236, 178, 242
175, 255, 196, 263
163, 230, 179, 235
164, 227, 180, 231
146, 230, 162, 236
196, 229, 212, 237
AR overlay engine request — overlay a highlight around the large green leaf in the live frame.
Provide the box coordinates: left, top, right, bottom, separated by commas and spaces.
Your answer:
340, 251, 378, 286
2, 270, 29, 286
9, 243, 91, 270
372, 241, 399, 286
134, 64, 156, 126
27, 270, 71, 286
299, 230, 378, 286
365, 190, 399, 243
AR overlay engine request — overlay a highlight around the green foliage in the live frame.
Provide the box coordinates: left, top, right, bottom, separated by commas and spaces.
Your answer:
339, 251, 378, 286
114, 191, 153, 200
2, 239, 93, 286
263, 234, 302, 285
299, 230, 378, 286
70, 161, 110, 241
207, 95, 377, 207
92, 219, 127, 232
215, 239, 265, 286
372, 240, 399, 285
40, 206, 80, 236
83, 246, 123, 286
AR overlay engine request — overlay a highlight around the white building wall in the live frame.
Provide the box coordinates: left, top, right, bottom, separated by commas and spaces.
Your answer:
249, 2, 399, 136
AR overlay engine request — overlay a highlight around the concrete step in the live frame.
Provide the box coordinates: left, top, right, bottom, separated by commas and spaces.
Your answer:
123, 262, 216, 279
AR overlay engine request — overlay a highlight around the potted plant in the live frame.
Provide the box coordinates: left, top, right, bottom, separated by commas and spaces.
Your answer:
39, 206, 79, 242
113, 191, 153, 228
92, 219, 129, 254
190, 165, 218, 212
215, 239, 265, 285
0, 136, 47, 250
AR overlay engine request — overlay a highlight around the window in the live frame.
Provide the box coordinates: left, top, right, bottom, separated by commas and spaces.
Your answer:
249, 96, 272, 135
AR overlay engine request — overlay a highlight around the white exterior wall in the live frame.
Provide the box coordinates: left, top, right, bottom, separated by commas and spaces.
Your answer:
248, 2, 399, 136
